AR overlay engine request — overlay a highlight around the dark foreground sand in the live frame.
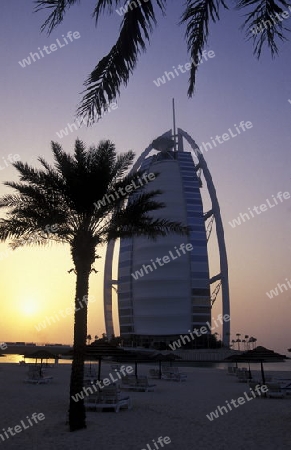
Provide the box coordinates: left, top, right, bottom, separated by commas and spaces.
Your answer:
0, 363, 290, 450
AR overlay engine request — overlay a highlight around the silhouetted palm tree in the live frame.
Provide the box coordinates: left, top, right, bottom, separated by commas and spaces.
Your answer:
0, 138, 188, 431
236, 333, 241, 350
244, 334, 249, 350
35, 0, 289, 123
248, 336, 257, 349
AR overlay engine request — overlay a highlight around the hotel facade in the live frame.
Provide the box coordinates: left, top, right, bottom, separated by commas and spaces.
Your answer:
103, 128, 230, 347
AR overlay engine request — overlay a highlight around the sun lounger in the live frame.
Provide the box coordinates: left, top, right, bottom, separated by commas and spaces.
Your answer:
265, 382, 286, 398
227, 367, 237, 375
274, 379, 291, 395
84, 367, 98, 377
24, 367, 53, 384
85, 385, 132, 412
149, 369, 160, 379
161, 372, 182, 382
161, 367, 187, 382
121, 375, 135, 385
236, 369, 249, 382
121, 376, 156, 392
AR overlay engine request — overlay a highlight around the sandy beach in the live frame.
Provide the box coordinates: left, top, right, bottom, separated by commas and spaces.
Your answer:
0, 362, 290, 450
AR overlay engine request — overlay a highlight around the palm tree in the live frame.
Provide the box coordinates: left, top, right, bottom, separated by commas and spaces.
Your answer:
248, 336, 257, 349
35, 0, 289, 123
236, 333, 241, 350
0, 138, 188, 431
245, 334, 249, 350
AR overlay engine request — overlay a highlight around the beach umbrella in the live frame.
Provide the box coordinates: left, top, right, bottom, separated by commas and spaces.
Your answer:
118, 352, 153, 377
24, 349, 58, 368
85, 341, 131, 380
224, 346, 286, 384
115, 350, 163, 377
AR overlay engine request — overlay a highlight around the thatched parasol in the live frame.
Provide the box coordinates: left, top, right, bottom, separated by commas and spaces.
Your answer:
225, 346, 287, 384
24, 349, 58, 367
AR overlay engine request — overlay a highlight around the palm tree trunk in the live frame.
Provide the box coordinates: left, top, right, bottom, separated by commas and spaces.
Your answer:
69, 265, 90, 431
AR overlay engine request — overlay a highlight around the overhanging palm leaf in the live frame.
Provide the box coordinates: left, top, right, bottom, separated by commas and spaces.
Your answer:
92, 0, 130, 21
77, 1, 166, 122
237, 0, 290, 57
0, 138, 188, 431
35, 0, 290, 122
35, 0, 81, 34
181, 0, 228, 96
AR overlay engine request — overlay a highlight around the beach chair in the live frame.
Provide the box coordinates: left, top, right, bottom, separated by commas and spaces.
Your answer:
237, 370, 248, 383
121, 375, 136, 385
168, 367, 187, 381
161, 367, 187, 382
121, 376, 156, 392
85, 385, 132, 412
247, 381, 265, 398
136, 376, 156, 392
84, 367, 98, 377
265, 382, 286, 399
24, 367, 53, 384
149, 369, 160, 379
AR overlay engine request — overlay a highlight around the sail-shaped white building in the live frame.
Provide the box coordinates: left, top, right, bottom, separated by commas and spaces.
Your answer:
103, 126, 230, 347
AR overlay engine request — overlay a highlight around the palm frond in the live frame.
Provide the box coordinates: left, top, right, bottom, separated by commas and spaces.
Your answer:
74, 139, 88, 168
35, 0, 80, 34
237, 0, 290, 58
107, 215, 189, 241
180, 0, 228, 96
110, 150, 135, 181
92, 0, 123, 23
0, 217, 59, 246
77, 0, 166, 123
93, 0, 166, 23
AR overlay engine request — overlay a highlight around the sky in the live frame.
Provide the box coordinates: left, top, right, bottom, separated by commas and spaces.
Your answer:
0, 0, 291, 353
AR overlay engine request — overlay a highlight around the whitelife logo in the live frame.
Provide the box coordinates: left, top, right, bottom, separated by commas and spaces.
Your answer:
266, 277, 291, 299
131, 243, 193, 280
0, 413, 45, 443
116, 0, 150, 16
18, 31, 81, 68
0, 153, 21, 170
169, 313, 230, 351
251, 5, 291, 35
198, 121, 253, 154
71, 365, 133, 402
206, 385, 268, 421
94, 172, 156, 210
35, 295, 95, 331
228, 191, 290, 228
153, 50, 215, 87
140, 436, 171, 450
55, 102, 118, 139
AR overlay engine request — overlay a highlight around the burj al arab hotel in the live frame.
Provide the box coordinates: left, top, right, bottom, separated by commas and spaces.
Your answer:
103, 122, 230, 348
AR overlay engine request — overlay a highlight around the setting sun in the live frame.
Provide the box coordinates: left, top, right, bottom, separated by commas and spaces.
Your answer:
21, 299, 39, 316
